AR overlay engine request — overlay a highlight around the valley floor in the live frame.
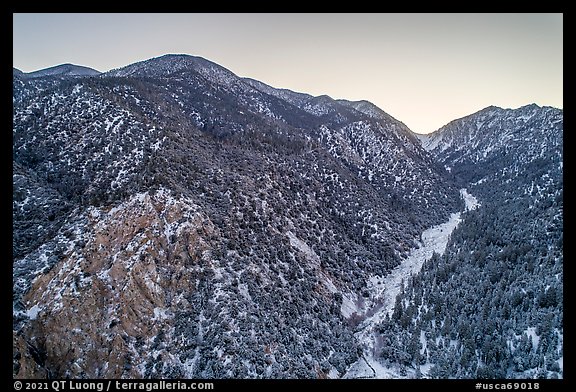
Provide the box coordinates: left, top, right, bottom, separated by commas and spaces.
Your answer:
343, 189, 479, 379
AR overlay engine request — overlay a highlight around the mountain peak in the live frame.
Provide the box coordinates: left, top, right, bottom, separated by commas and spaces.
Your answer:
518, 103, 540, 110
23, 63, 101, 78
104, 53, 234, 81
338, 99, 396, 121
420, 103, 562, 158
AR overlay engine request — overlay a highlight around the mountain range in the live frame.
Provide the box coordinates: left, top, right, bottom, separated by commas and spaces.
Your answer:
12, 54, 563, 379
14, 63, 101, 79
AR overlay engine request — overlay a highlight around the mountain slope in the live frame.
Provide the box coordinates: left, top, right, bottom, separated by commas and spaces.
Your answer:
13, 54, 461, 378
377, 105, 563, 379
417, 104, 562, 185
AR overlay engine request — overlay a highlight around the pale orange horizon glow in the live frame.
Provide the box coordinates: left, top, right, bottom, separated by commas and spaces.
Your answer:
13, 13, 563, 134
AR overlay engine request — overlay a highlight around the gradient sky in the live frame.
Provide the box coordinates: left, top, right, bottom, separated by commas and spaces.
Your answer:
13, 13, 562, 134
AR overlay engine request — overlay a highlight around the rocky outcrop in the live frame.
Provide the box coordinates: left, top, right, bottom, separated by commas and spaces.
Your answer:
15, 190, 217, 378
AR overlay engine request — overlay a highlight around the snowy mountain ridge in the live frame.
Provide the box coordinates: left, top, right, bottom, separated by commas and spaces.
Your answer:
12, 54, 562, 380
17, 63, 102, 79
417, 104, 560, 159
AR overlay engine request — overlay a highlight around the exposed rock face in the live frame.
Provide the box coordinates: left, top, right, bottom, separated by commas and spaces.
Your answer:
17, 190, 216, 378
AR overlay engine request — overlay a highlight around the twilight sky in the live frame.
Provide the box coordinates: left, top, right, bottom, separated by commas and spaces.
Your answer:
13, 13, 562, 134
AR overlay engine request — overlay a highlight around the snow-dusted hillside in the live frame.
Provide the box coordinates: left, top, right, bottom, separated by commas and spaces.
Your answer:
13, 54, 562, 380
13, 54, 461, 379
384, 105, 564, 379
416, 104, 562, 184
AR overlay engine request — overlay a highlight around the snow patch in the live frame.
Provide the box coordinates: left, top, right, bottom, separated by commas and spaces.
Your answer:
525, 327, 540, 349
285, 231, 320, 265
153, 307, 169, 320
460, 188, 480, 211
27, 304, 41, 320
340, 292, 361, 319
